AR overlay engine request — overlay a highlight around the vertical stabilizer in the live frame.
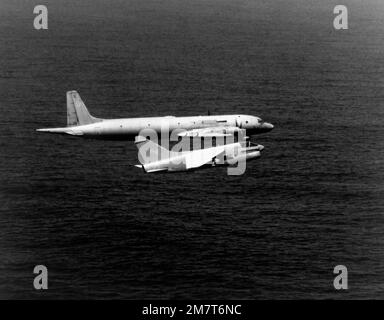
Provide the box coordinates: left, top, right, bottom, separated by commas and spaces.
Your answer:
66, 91, 100, 126
135, 136, 171, 164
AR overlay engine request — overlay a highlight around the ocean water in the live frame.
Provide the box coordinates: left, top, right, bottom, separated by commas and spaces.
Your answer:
0, 0, 384, 299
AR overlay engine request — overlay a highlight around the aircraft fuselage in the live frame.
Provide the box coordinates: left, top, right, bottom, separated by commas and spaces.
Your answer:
37, 114, 274, 140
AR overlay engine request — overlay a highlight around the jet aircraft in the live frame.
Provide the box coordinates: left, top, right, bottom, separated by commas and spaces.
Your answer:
134, 135, 264, 173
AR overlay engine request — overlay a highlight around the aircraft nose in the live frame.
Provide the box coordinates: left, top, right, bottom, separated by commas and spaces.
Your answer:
255, 144, 264, 151
261, 122, 274, 132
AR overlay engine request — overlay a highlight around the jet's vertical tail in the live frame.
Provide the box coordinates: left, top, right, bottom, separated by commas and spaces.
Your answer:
66, 91, 100, 126
135, 136, 171, 165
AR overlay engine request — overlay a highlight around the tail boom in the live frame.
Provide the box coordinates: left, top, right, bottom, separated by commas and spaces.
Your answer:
36, 90, 101, 135
36, 127, 84, 135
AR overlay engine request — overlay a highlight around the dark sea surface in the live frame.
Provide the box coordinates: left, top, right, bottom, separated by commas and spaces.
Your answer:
0, 0, 384, 299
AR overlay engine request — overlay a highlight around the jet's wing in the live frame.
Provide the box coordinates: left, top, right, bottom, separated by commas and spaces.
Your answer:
184, 146, 226, 169
177, 126, 244, 138
134, 164, 168, 173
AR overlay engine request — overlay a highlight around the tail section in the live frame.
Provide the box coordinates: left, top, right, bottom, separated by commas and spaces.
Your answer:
66, 91, 100, 126
135, 136, 170, 165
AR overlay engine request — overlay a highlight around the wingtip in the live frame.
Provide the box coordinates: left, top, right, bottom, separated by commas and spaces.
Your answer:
134, 164, 147, 173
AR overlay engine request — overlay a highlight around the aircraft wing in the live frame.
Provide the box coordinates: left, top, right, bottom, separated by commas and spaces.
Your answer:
134, 165, 168, 173
184, 146, 226, 169
177, 126, 244, 138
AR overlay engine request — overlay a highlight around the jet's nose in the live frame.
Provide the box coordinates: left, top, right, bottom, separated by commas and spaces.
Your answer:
255, 144, 264, 151
260, 122, 274, 132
